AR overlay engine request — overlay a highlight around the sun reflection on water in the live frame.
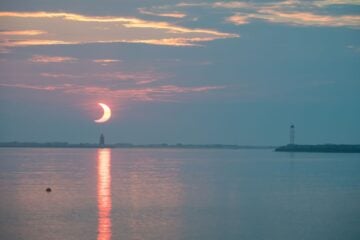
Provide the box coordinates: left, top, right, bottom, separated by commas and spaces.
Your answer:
97, 149, 112, 240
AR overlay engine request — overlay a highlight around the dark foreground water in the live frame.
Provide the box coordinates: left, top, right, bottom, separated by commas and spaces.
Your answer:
0, 148, 359, 240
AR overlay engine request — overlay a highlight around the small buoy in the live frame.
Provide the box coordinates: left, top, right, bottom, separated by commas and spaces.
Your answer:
46, 187, 52, 192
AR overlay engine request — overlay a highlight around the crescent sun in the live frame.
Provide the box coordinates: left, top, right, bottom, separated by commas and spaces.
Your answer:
95, 103, 111, 123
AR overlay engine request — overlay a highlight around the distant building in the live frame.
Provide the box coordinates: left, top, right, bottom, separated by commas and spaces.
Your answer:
99, 133, 105, 146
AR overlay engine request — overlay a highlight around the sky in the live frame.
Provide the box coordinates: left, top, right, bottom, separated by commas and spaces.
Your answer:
0, 0, 359, 145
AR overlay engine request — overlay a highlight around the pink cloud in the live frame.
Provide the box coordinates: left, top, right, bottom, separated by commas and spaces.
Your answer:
0, 30, 46, 35
0, 11, 238, 49
29, 55, 78, 63
40, 70, 167, 85
0, 83, 60, 91
0, 82, 225, 102
40, 73, 83, 78
93, 59, 122, 65
212, 2, 253, 9
225, 15, 250, 25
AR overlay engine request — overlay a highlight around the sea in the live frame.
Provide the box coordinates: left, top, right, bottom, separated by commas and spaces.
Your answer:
0, 148, 359, 240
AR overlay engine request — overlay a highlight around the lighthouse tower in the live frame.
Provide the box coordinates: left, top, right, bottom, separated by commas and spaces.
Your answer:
99, 133, 105, 147
290, 124, 295, 145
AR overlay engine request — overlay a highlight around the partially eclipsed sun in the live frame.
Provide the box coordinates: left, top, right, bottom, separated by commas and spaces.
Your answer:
95, 103, 111, 123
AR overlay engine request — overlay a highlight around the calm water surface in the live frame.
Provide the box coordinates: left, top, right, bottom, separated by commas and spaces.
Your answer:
0, 148, 359, 240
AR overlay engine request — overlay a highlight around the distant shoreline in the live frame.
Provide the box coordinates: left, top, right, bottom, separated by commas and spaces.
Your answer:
0, 142, 275, 150
2, 142, 359, 152
275, 144, 360, 153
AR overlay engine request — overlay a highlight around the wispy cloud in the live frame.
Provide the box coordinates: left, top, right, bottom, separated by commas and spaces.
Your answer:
40, 69, 168, 85
176, 2, 209, 7
227, 10, 360, 27
29, 55, 77, 63
0, 30, 46, 36
5, 40, 73, 47
347, 45, 360, 53
178, 0, 360, 9
67, 84, 225, 102
74, 84, 225, 102
313, 0, 360, 7
40, 73, 83, 78
176, 1, 255, 9
125, 37, 225, 47
0, 82, 225, 102
211, 1, 253, 9
95, 71, 166, 84
253, 9, 360, 27
0, 83, 60, 91
0, 11, 238, 50
138, 8, 186, 18
225, 15, 250, 25
93, 59, 121, 64
93, 59, 122, 66
174, 1, 360, 28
